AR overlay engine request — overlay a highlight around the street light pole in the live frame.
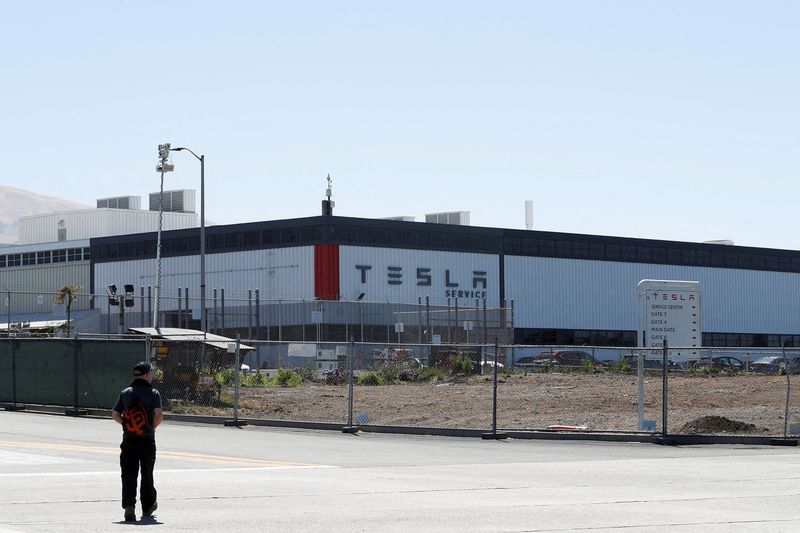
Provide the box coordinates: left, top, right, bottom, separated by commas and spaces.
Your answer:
170, 146, 206, 334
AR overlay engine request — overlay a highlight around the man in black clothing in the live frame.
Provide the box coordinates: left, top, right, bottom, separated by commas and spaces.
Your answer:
112, 361, 163, 522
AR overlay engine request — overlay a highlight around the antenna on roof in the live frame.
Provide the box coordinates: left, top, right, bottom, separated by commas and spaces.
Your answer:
322, 173, 335, 216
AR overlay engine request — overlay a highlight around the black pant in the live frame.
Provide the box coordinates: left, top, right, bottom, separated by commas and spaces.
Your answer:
120, 438, 157, 509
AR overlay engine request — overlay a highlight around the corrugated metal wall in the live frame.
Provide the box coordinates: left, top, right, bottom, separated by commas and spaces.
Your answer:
0, 262, 91, 314
339, 246, 500, 306
93, 246, 316, 315
91, 242, 800, 335
19, 210, 197, 245
505, 255, 800, 334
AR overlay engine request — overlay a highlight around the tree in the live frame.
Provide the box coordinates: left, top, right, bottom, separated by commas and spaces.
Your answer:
55, 285, 82, 336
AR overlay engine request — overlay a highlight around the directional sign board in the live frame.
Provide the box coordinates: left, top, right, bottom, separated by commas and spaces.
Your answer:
637, 280, 701, 362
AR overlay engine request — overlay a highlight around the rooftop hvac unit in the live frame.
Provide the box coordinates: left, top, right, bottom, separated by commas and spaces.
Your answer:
97, 196, 141, 210
703, 239, 735, 246
425, 211, 470, 226
149, 189, 196, 213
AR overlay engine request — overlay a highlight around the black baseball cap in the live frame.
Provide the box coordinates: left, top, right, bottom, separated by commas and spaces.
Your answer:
133, 361, 153, 376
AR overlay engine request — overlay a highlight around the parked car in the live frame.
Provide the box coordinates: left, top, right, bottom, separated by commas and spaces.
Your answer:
750, 356, 786, 374
532, 350, 607, 368
621, 355, 683, 371
750, 355, 800, 374
692, 356, 743, 372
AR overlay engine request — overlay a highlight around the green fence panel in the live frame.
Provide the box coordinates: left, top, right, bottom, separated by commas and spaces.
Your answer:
77, 340, 146, 408
0, 339, 146, 408
0, 341, 13, 403
15, 339, 74, 406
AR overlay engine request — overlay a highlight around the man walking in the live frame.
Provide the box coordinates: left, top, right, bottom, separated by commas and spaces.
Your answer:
112, 361, 163, 522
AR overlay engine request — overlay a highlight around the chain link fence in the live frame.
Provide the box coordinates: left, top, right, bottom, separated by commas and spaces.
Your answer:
2, 336, 799, 440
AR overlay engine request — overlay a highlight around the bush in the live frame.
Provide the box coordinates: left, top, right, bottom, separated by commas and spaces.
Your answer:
419, 367, 448, 382
272, 368, 303, 388
377, 363, 400, 383
357, 371, 384, 386
215, 368, 237, 386
324, 368, 347, 385
294, 365, 315, 382
244, 373, 270, 387
581, 359, 595, 374
610, 359, 631, 373
450, 354, 474, 375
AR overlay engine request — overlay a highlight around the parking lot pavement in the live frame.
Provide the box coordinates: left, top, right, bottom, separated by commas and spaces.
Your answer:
2, 411, 800, 532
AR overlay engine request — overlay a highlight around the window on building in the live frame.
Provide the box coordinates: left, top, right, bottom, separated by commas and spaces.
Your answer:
57, 228, 67, 241
243, 231, 261, 247
36, 251, 51, 264
620, 245, 636, 261
588, 242, 604, 259
0, 255, 5, 268
520, 238, 537, 254
7, 254, 20, 266
555, 241, 573, 257
225, 232, 243, 248
572, 241, 588, 258
67, 248, 82, 261
52, 249, 66, 263
22, 252, 36, 265
82, 247, 91, 260
539, 240, 555, 256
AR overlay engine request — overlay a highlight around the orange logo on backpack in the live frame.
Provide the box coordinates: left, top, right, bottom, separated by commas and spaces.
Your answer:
124, 403, 148, 436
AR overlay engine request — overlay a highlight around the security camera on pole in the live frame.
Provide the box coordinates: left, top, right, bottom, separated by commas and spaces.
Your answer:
155, 143, 207, 334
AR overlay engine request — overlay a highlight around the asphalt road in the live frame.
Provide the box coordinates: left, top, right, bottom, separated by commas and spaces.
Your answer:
1, 411, 799, 532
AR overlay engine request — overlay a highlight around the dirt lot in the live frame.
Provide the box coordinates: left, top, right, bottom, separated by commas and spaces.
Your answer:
172, 370, 800, 436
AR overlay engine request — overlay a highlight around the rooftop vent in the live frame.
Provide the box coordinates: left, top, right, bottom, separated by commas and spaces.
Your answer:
149, 189, 196, 213
97, 196, 141, 210
381, 216, 416, 222
703, 239, 734, 246
425, 211, 470, 226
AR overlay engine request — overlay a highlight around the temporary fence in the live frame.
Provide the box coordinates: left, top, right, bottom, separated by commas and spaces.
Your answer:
2, 336, 799, 440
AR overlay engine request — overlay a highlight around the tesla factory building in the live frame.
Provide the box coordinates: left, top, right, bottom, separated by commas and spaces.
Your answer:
90, 215, 800, 349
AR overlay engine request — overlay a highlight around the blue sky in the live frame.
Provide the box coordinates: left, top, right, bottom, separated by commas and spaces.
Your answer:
1, 1, 798, 248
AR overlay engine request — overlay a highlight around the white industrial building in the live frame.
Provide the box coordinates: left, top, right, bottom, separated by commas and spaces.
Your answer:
0, 190, 198, 322
18, 191, 198, 245
89, 214, 800, 349
2, 187, 799, 349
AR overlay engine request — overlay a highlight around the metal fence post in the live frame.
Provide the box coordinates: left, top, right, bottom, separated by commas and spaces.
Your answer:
662, 339, 669, 440
221, 288, 226, 333
66, 332, 86, 416
225, 334, 247, 427
5, 338, 24, 411
483, 298, 488, 346
482, 338, 507, 439
783, 342, 790, 438
248, 289, 253, 339
418, 296, 423, 344
343, 336, 357, 433
425, 296, 431, 344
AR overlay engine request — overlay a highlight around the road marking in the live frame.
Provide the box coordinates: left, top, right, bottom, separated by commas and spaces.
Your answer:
0, 440, 329, 469
0, 464, 335, 478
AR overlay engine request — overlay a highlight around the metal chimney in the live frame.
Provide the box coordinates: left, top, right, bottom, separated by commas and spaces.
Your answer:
525, 200, 533, 230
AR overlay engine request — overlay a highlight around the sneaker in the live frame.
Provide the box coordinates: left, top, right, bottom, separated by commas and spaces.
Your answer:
142, 501, 158, 517
124, 506, 136, 522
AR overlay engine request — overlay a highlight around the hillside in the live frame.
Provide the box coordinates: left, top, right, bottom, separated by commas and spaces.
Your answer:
0, 186, 89, 244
